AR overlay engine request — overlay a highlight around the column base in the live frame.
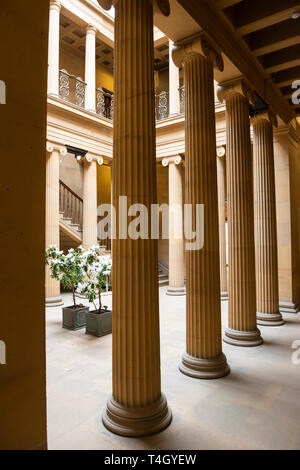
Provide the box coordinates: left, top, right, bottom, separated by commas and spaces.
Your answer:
279, 301, 300, 314
257, 312, 285, 327
179, 352, 230, 380
221, 291, 228, 301
45, 296, 64, 308
223, 327, 263, 347
102, 394, 172, 438
166, 286, 186, 296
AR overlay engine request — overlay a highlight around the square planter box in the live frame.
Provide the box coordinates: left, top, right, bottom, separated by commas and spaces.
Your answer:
86, 310, 112, 337
62, 305, 89, 331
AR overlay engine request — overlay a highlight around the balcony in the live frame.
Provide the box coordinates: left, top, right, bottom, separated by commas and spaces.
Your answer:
59, 69, 188, 122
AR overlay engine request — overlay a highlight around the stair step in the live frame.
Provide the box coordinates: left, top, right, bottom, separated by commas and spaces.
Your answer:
159, 278, 169, 287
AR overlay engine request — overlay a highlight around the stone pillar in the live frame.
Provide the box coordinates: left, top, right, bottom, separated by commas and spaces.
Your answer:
45, 143, 65, 307
85, 25, 96, 112
173, 37, 229, 379
252, 112, 284, 326
48, 1, 61, 96
162, 156, 185, 296
274, 124, 300, 314
169, 39, 180, 116
99, 0, 172, 437
82, 156, 99, 249
217, 146, 228, 300
218, 80, 263, 347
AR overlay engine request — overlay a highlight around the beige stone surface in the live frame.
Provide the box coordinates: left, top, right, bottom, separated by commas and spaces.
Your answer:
47, 291, 300, 450
178, 48, 229, 379
252, 114, 283, 326
220, 84, 262, 346
104, 0, 171, 437
217, 153, 227, 297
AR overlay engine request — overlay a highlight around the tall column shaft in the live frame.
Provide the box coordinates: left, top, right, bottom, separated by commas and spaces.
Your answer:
169, 39, 180, 116
102, 0, 171, 437
163, 157, 185, 295
46, 145, 63, 307
217, 149, 228, 299
82, 159, 98, 249
48, 1, 61, 96
85, 26, 96, 112
218, 82, 263, 346
253, 113, 284, 326
173, 40, 229, 379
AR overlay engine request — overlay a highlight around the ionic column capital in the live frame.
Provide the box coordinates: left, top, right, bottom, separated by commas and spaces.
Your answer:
97, 0, 170, 16
162, 155, 182, 167
217, 78, 256, 105
46, 142, 67, 155
50, 0, 61, 11
251, 109, 278, 128
172, 34, 224, 72
217, 146, 226, 159
86, 24, 97, 35
84, 154, 104, 166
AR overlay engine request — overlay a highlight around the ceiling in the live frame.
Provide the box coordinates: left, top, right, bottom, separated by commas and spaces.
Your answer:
217, 0, 300, 116
60, 13, 114, 73
60, 13, 170, 74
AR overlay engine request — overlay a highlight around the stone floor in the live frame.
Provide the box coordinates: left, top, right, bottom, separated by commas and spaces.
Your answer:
47, 288, 300, 450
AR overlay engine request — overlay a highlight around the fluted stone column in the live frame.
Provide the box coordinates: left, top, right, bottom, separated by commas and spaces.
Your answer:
48, 1, 61, 96
85, 25, 96, 112
162, 156, 185, 296
99, 0, 172, 437
252, 111, 284, 326
218, 80, 263, 347
217, 146, 228, 300
169, 39, 180, 116
173, 37, 229, 379
82, 156, 99, 249
45, 143, 65, 307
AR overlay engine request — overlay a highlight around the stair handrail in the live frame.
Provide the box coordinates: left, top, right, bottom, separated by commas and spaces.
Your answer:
59, 180, 83, 228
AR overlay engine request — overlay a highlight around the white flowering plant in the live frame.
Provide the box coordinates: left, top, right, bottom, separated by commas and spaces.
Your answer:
79, 246, 112, 313
45, 245, 85, 309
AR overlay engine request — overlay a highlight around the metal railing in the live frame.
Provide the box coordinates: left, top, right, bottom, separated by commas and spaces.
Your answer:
59, 180, 83, 228
96, 87, 114, 120
59, 69, 86, 108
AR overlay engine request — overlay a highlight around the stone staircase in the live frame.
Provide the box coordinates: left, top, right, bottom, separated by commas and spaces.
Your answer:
59, 180, 169, 287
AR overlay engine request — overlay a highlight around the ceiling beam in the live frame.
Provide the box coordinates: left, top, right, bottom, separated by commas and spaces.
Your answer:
253, 35, 300, 57
237, 6, 300, 36
176, 0, 295, 123
265, 58, 300, 74
216, 0, 243, 9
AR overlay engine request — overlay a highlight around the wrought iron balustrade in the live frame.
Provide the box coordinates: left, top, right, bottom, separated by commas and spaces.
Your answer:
96, 88, 114, 120
59, 69, 86, 108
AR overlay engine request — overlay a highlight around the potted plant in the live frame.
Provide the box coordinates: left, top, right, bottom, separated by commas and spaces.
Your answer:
45, 245, 89, 330
80, 249, 112, 337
